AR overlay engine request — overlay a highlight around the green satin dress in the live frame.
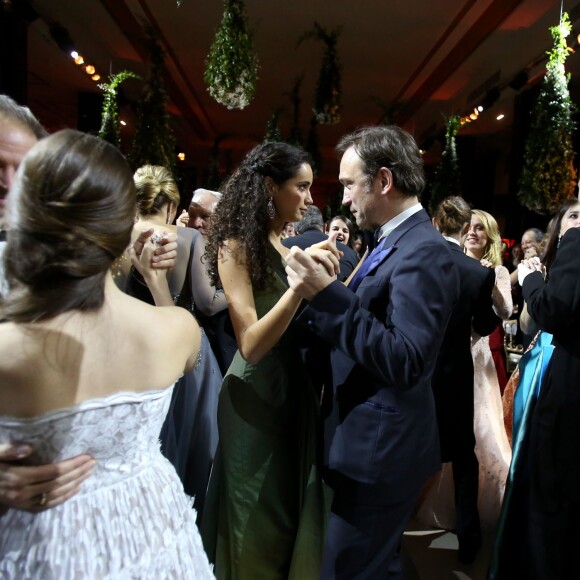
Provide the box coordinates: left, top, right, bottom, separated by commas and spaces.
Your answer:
202, 252, 329, 580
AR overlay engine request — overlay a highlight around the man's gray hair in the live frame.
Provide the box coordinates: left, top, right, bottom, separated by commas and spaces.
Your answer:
0, 94, 48, 140
295, 205, 324, 234
191, 188, 221, 203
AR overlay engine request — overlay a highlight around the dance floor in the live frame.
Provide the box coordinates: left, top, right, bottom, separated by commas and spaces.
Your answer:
402, 519, 493, 579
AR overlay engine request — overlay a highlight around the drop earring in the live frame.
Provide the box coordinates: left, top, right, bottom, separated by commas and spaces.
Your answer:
267, 197, 276, 219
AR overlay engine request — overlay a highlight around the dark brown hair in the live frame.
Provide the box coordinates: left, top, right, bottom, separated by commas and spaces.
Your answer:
433, 196, 471, 236
541, 198, 579, 273
2, 129, 136, 322
206, 141, 312, 290
336, 125, 426, 197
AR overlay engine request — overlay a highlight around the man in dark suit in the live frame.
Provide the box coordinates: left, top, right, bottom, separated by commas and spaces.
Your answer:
286, 126, 460, 578
282, 205, 359, 282
431, 196, 499, 564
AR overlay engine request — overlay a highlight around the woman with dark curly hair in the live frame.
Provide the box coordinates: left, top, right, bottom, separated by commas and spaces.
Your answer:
202, 141, 338, 579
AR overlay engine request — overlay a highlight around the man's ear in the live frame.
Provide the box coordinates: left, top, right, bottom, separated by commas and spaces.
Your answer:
378, 167, 393, 195
460, 222, 470, 237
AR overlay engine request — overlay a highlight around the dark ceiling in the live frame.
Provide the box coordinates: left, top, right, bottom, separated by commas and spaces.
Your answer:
9, 0, 580, 183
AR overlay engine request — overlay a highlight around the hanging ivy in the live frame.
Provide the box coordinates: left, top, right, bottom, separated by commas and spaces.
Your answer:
264, 108, 283, 143
285, 76, 304, 146
98, 71, 140, 148
204, 0, 259, 110
306, 114, 321, 173
429, 115, 462, 214
129, 30, 176, 172
298, 22, 342, 125
518, 12, 577, 214
370, 97, 405, 126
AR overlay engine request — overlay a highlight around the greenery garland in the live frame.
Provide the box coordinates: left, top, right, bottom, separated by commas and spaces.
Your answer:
264, 108, 283, 143
287, 76, 304, 146
518, 12, 577, 214
429, 115, 462, 214
298, 23, 342, 125
98, 71, 140, 148
204, 0, 259, 110
129, 30, 176, 172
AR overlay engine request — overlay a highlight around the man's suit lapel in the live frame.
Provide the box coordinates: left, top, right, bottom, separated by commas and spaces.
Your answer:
363, 209, 431, 278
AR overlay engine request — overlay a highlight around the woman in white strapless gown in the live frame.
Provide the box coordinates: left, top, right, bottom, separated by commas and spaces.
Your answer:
0, 130, 213, 578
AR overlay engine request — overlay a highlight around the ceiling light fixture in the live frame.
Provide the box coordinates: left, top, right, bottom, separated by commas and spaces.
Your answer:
496, 114, 505, 120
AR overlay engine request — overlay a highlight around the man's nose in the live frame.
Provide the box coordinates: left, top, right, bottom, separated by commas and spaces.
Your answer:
342, 191, 352, 206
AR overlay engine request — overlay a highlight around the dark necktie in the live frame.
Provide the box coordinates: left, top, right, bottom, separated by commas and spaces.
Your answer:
348, 237, 394, 291
0, 231, 6, 242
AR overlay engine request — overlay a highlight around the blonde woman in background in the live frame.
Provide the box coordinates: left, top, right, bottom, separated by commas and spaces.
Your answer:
464, 209, 513, 528
127, 165, 226, 521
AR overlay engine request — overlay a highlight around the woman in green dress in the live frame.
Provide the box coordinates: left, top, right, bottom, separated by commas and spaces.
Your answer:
203, 142, 338, 579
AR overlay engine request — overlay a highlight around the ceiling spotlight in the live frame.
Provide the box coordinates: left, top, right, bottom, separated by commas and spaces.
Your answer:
469, 113, 478, 120
120, 120, 127, 126
477, 105, 484, 112
496, 114, 505, 121
71, 51, 78, 59
91, 74, 101, 81
74, 55, 84, 65
177, 152, 186, 161
85, 65, 95, 75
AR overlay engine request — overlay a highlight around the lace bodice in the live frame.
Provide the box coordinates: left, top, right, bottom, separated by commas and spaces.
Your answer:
0, 386, 214, 579
0, 387, 174, 491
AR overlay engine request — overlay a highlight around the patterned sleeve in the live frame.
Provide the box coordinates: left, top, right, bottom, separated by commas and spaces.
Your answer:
492, 265, 513, 320
189, 232, 228, 316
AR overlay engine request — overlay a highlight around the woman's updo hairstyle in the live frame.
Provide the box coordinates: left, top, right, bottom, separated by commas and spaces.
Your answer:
2, 129, 136, 322
433, 196, 471, 236
206, 141, 312, 291
133, 165, 180, 216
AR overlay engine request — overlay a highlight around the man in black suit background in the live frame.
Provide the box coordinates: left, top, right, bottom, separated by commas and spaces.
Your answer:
282, 205, 358, 282
431, 196, 499, 564
286, 126, 460, 578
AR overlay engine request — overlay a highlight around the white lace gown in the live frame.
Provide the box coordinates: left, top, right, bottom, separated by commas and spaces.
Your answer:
415, 266, 513, 531
0, 386, 214, 579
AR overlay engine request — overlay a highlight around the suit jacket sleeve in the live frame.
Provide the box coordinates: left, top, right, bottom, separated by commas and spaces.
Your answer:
298, 240, 457, 388
522, 228, 580, 333
472, 267, 500, 337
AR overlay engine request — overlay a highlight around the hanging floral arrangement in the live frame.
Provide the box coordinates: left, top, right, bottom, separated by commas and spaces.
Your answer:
98, 70, 140, 148
204, 0, 259, 110
429, 115, 462, 215
518, 12, 577, 214
298, 22, 342, 125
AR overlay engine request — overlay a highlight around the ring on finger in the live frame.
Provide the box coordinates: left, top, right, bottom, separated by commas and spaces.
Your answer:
37, 492, 48, 507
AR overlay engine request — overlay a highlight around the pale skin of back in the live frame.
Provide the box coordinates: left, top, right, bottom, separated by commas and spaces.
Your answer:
0, 244, 197, 513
